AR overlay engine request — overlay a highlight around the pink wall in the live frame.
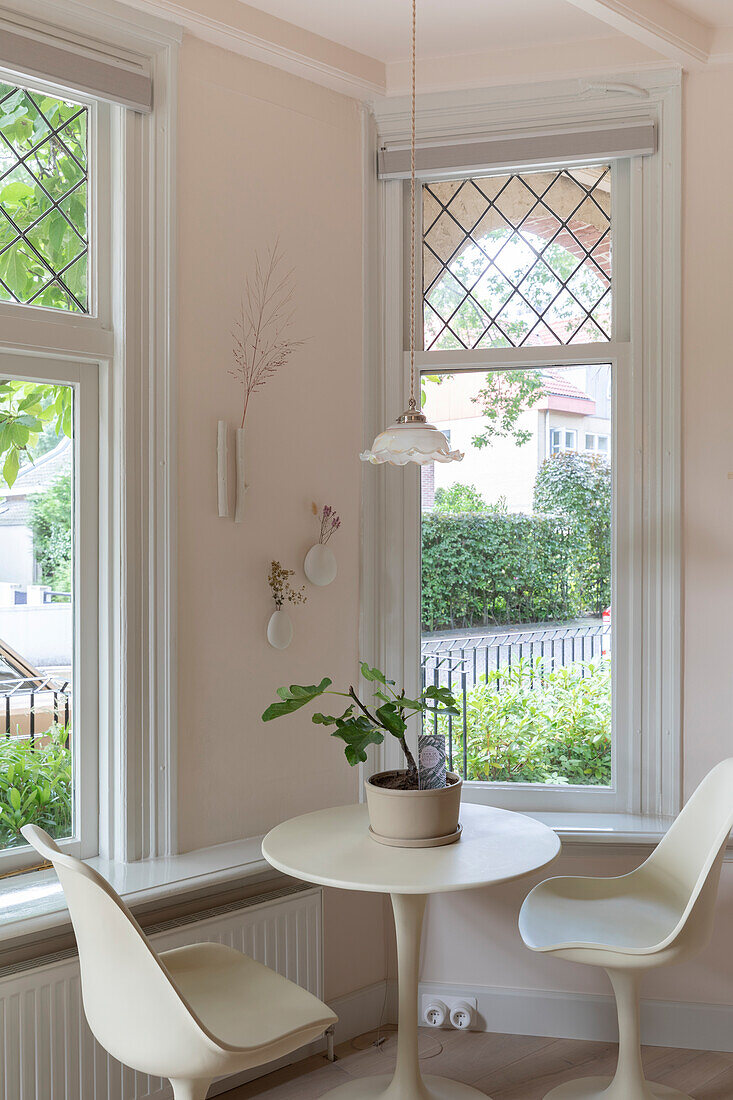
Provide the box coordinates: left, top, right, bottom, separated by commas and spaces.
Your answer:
175, 35, 383, 1000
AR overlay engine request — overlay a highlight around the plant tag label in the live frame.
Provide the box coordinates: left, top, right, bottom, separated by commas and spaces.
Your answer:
418, 734, 446, 789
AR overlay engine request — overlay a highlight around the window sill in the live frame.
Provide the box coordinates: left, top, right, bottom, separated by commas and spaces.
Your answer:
526, 811, 672, 850
0, 835, 271, 941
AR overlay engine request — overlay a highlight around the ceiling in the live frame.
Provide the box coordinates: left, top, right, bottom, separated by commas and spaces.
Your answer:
240, 0, 733, 64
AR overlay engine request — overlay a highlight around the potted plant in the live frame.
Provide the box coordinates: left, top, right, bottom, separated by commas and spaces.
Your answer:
262, 662, 463, 846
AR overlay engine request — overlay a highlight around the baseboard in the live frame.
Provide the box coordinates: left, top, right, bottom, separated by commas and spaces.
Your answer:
329, 980, 393, 1043
417, 979, 733, 1054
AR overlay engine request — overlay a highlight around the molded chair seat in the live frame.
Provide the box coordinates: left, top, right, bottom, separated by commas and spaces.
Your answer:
519, 759, 733, 1100
519, 868, 689, 961
159, 942, 334, 1061
21, 825, 337, 1100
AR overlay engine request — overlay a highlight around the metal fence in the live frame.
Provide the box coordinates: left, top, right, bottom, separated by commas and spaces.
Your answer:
0, 676, 71, 744
421, 623, 610, 777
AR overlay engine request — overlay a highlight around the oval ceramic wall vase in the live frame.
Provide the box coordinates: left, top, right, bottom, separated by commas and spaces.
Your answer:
267, 609, 293, 650
304, 543, 337, 587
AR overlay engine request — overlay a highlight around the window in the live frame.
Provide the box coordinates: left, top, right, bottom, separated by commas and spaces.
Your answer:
551, 427, 578, 454
423, 166, 611, 351
418, 163, 624, 812
0, 2, 177, 869
584, 432, 609, 454
0, 83, 88, 312
422, 364, 612, 791
366, 80, 682, 823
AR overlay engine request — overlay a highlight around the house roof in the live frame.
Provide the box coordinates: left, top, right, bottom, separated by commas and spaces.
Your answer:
538, 370, 596, 416
0, 437, 71, 527
2, 437, 71, 498
542, 370, 593, 402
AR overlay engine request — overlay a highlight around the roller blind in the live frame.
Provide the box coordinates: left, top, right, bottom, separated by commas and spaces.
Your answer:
0, 20, 152, 112
378, 121, 656, 180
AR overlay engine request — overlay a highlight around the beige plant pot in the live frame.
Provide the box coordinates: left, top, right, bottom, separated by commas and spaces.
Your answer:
365, 771, 462, 847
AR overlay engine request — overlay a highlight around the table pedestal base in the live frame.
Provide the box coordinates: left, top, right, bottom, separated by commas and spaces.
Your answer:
544, 1079, 691, 1099
321, 1073, 491, 1100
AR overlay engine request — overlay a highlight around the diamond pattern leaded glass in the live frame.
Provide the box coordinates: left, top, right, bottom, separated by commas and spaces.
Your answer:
0, 83, 88, 313
423, 166, 611, 350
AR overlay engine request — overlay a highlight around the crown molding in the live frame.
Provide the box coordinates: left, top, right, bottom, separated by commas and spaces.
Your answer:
106, 0, 386, 100
562, 0, 713, 68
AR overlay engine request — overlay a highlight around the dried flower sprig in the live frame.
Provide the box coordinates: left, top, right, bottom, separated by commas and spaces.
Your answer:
268, 560, 307, 610
312, 502, 341, 545
230, 242, 304, 429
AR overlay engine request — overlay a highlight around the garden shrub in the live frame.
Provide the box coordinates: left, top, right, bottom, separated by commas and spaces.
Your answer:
436, 658, 611, 786
422, 511, 575, 631
0, 726, 72, 849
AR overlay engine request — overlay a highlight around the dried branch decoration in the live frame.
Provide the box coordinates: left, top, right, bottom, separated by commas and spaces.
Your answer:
268, 560, 307, 610
230, 242, 304, 429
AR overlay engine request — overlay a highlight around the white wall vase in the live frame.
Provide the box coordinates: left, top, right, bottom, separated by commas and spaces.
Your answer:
304, 543, 337, 587
267, 608, 293, 649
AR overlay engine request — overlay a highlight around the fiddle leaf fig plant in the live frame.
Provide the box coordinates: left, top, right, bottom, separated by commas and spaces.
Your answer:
262, 662, 460, 788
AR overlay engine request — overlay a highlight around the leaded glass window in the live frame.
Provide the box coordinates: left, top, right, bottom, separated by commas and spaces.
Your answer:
0, 82, 88, 313
423, 166, 611, 350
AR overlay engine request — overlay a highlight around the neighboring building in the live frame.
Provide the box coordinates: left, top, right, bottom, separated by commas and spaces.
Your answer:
421, 365, 611, 513
0, 437, 71, 588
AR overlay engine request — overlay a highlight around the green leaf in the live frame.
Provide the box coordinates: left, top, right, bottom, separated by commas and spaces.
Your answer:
8, 788, 21, 812
3, 446, 20, 488
262, 678, 332, 721
360, 662, 388, 683
375, 702, 407, 738
330, 716, 384, 766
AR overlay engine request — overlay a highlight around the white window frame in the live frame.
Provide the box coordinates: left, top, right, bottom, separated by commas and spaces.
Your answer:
362, 71, 682, 822
0, 0, 180, 868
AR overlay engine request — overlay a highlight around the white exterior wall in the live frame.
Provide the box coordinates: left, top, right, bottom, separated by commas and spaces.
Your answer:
0, 605, 72, 667
0, 527, 34, 585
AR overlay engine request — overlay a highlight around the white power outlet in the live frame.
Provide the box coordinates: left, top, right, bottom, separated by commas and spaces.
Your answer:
421, 993, 477, 1030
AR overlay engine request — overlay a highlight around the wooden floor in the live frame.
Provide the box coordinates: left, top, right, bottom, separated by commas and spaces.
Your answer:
222, 1027, 733, 1100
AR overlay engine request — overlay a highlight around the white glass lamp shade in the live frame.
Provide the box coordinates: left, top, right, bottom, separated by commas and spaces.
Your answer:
360, 420, 463, 466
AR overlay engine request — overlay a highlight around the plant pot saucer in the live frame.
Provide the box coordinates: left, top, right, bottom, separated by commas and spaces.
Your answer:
368, 823, 462, 848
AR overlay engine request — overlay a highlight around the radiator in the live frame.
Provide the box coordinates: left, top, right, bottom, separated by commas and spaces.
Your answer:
0, 882, 323, 1100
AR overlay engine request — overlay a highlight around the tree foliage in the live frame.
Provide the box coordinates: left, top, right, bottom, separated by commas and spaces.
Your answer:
471, 368, 545, 448
433, 482, 489, 513
534, 451, 611, 615
0, 83, 88, 311
30, 474, 72, 593
0, 380, 71, 488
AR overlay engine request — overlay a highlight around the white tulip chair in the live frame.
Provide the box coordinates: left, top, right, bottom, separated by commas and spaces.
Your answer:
22, 824, 337, 1100
519, 759, 733, 1100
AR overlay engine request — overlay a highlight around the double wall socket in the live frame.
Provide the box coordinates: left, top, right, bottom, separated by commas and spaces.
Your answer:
421, 993, 478, 1030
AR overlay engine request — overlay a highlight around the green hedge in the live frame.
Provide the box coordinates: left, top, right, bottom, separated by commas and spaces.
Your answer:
436, 657, 611, 786
422, 509, 610, 632
422, 511, 577, 631
0, 727, 72, 849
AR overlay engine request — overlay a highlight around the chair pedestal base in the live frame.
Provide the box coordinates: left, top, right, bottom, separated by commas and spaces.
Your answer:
544, 1077, 691, 1100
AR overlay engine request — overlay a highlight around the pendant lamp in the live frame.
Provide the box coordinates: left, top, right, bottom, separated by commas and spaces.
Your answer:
360, 0, 463, 467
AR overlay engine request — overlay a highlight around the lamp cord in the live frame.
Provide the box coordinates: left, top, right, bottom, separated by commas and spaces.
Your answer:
408, 0, 417, 412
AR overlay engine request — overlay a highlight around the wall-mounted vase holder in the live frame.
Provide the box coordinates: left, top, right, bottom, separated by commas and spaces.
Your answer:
267, 608, 293, 649
304, 543, 337, 586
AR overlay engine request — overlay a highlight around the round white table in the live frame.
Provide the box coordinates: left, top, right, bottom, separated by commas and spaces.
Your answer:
262, 801, 561, 1100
